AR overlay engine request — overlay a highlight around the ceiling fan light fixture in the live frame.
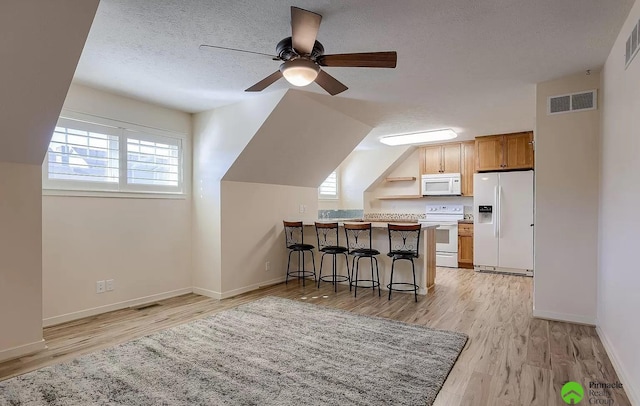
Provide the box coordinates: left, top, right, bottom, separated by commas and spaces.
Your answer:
379, 129, 458, 146
280, 59, 320, 86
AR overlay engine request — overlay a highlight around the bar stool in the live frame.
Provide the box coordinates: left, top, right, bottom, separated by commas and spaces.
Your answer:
315, 222, 350, 292
344, 222, 380, 297
387, 223, 421, 302
283, 221, 316, 286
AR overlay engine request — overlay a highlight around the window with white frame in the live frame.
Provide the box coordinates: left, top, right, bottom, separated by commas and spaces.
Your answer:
318, 170, 338, 199
43, 117, 184, 194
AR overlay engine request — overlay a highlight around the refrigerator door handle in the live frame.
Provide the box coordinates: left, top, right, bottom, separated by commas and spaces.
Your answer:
498, 185, 502, 238
493, 185, 498, 238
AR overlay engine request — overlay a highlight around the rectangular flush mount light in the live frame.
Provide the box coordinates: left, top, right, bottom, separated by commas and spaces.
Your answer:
379, 129, 458, 146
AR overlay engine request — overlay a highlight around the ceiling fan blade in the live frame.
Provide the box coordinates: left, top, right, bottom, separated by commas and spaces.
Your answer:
199, 44, 279, 59
317, 51, 397, 68
314, 70, 348, 96
245, 71, 283, 92
291, 6, 322, 55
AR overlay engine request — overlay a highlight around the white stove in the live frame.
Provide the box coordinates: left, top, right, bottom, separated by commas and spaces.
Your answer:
420, 205, 464, 268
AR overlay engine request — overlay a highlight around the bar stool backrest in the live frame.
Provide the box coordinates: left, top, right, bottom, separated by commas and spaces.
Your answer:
387, 224, 421, 258
283, 221, 304, 249
314, 222, 341, 250
344, 222, 373, 252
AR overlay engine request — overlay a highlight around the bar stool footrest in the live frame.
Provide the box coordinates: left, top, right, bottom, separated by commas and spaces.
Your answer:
351, 279, 381, 289
287, 270, 316, 279
319, 275, 350, 283
386, 282, 419, 292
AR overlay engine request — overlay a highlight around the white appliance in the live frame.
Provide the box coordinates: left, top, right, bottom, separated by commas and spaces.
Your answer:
421, 173, 461, 196
473, 171, 534, 276
420, 204, 464, 268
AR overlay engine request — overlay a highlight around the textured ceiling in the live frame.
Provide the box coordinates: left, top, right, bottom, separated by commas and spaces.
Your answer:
74, 0, 634, 146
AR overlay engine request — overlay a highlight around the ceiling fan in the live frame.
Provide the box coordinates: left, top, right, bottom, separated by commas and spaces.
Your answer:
199, 6, 397, 96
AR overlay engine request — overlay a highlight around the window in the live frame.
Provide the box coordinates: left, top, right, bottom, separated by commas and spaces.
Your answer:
44, 117, 184, 194
318, 170, 338, 199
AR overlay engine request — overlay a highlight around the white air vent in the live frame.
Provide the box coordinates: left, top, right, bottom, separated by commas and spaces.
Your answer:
548, 90, 597, 115
625, 19, 640, 68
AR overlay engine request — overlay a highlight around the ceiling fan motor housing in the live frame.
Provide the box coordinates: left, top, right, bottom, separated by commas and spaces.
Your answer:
276, 37, 325, 60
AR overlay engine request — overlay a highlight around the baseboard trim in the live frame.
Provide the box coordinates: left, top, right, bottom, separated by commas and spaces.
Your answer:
42, 288, 193, 327
218, 277, 287, 300
0, 339, 47, 362
192, 287, 222, 300
596, 326, 639, 406
532, 308, 596, 326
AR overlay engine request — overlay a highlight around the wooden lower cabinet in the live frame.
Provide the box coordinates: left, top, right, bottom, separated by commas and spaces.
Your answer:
458, 223, 474, 269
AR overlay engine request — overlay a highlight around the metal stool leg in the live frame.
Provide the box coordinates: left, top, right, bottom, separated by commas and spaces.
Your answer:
354, 257, 360, 297
333, 254, 337, 292
318, 254, 325, 289
300, 250, 305, 287
374, 257, 381, 297
412, 259, 418, 302
286, 250, 294, 284
311, 251, 317, 282
388, 258, 395, 300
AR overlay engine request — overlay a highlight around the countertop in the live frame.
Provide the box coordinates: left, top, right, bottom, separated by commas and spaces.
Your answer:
304, 220, 438, 229
458, 219, 474, 224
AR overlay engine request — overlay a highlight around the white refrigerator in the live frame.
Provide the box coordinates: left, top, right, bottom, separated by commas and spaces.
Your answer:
473, 171, 534, 276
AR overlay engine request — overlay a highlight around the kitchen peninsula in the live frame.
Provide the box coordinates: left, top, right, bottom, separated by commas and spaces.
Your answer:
302, 221, 439, 294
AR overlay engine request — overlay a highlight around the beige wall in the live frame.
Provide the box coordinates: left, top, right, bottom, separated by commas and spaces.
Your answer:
598, 1, 640, 402
220, 181, 318, 296
534, 72, 601, 324
41, 85, 193, 326
0, 163, 45, 361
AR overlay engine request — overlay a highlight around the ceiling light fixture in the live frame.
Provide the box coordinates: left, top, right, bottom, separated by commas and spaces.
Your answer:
280, 59, 320, 86
379, 129, 458, 146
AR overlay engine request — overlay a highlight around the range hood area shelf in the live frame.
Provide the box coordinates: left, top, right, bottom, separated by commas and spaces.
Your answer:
376, 195, 423, 200
385, 176, 417, 182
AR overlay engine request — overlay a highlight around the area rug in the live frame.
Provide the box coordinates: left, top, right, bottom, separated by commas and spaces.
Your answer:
0, 297, 467, 406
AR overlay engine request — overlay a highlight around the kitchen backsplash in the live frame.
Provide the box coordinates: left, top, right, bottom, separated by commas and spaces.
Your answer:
363, 212, 426, 221
318, 209, 364, 219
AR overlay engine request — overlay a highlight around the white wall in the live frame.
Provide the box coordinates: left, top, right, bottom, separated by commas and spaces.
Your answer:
0, 163, 45, 361
220, 181, 318, 296
534, 72, 601, 325
365, 149, 473, 214
192, 91, 286, 297
0, 1, 98, 361
598, 1, 640, 402
41, 84, 193, 326
318, 145, 412, 210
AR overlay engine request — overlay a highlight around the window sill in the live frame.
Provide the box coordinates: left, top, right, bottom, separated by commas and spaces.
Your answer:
42, 189, 188, 200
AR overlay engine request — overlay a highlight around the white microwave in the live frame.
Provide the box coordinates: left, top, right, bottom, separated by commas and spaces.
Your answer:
421, 173, 462, 196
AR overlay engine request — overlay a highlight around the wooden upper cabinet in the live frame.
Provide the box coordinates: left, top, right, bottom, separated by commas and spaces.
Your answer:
476, 132, 534, 172
421, 143, 462, 174
442, 143, 461, 173
475, 135, 504, 172
422, 146, 443, 174
504, 132, 534, 170
461, 141, 475, 196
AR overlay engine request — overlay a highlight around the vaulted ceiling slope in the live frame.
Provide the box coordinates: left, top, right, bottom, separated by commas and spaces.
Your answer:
223, 90, 371, 187
0, 1, 99, 164
74, 0, 634, 144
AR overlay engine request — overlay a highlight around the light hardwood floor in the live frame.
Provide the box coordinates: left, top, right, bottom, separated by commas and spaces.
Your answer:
0, 268, 631, 405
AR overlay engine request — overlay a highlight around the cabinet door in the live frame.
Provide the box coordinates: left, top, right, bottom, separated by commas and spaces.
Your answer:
461, 141, 475, 196
475, 135, 504, 172
442, 143, 461, 173
504, 132, 534, 170
422, 146, 442, 174
458, 235, 474, 268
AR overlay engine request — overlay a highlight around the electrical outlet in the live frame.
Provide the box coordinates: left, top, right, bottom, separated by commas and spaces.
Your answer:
265, 261, 270, 271
96, 280, 106, 294
106, 279, 115, 292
